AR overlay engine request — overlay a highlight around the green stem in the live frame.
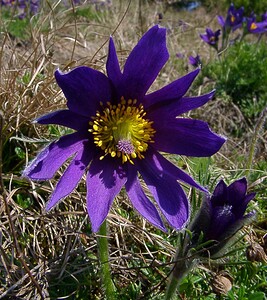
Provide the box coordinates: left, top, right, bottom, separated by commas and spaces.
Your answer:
165, 270, 181, 300
165, 254, 194, 299
97, 220, 116, 299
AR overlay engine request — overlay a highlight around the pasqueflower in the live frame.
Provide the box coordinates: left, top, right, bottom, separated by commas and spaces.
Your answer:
218, 3, 244, 32
24, 25, 225, 232
200, 28, 221, 48
189, 55, 201, 68
246, 16, 267, 34
189, 178, 255, 256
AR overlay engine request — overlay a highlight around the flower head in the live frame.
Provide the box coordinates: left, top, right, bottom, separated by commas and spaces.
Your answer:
246, 16, 267, 34
189, 178, 255, 255
200, 28, 221, 48
23, 25, 225, 232
188, 54, 201, 68
218, 3, 244, 32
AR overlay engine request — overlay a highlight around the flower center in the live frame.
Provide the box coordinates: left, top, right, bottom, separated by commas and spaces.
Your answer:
217, 204, 233, 218
89, 97, 155, 164
250, 22, 258, 30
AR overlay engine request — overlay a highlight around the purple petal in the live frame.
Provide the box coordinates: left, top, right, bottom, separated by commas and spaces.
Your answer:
200, 34, 210, 44
148, 149, 207, 192
209, 205, 236, 239
119, 25, 169, 100
55, 67, 112, 117
136, 154, 189, 229
106, 37, 122, 89
125, 166, 166, 231
211, 179, 228, 206
228, 177, 247, 202
148, 90, 215, 120
144, 69, 200, 108
46, 142, 93, 210
36, 110, 89, 131
86, 158, 127, 232
23, 132, 89, 180
153, 118, 226, 157
218, 15, 225, 27
227, 178, 252, 217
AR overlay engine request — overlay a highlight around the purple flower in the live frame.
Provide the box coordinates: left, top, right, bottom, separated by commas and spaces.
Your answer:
190, 178, 255, 254
23, 26, 225, 233
1, 0, 16, 5
218, 3, 244, 31
200, 28, 221, 47
30, 0, 40, 15
246, 16, 267, 34
188, 55, 201, 68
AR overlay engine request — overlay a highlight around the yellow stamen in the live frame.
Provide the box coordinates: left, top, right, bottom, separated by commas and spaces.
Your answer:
89, 97, 156, 164
250, 22, 258, 30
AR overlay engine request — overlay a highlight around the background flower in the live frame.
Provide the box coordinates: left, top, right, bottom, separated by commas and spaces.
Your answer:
200, 28, 221, 48
218, 3, 244, 32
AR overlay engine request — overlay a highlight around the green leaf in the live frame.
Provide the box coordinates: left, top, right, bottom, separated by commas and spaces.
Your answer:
248, 292, 266, 300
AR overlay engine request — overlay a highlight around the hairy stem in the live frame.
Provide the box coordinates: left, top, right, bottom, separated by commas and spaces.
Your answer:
97, 220, 116, 299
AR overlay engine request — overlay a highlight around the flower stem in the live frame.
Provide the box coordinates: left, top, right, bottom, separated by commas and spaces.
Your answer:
97, 220, 116, 299
165, 240, 194, 300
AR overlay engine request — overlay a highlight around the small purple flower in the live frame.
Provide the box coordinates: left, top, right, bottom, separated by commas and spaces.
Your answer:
176, 52, 184, 59
200, 28, 221, 47
246, 16, 267, 34
1, 0, 16, 5
189, 55, 201, 68
218, 3, 244, 31
190, 178, 255, 255
30, 0, 40, 15
23, 26, 225, 233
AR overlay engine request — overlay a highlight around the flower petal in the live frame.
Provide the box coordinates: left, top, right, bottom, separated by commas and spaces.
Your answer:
125, 166, 166, 231
106, 37, 122, 89
148, 150, 207, 192
148, 90, 215, 120
86, 158, 127, 232
228, 177, 247, 202
36, 110, 89, 131
119, 25, 169, 100
227, 178, 254, 217
210, 179, 228, 206
218, 15, 225, 27
136, 153, 189, 229
144, 69, 200, 108
55, 67, 112, 117
153, 118, 226, 157
23, 132, 89, 180
46, 142, 93, 210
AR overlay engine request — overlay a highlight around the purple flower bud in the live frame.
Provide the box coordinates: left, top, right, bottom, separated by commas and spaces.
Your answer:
189, 55, 201, 68
189, 178, 256, 257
